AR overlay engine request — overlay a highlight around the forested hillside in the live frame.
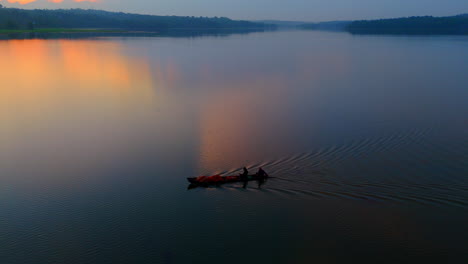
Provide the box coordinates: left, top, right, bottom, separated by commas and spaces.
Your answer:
0, 7, 271, 30
346, 14, 468, 34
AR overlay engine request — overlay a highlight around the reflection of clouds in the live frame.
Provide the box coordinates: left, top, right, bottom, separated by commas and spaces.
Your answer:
0, 40, 155, 116
196, 77, 292, 174
0, 39, 157, 190
192, 43, 353, 174
60, 40, 132, 86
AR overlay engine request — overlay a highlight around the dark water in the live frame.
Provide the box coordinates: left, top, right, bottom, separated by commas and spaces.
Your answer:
0, 31, 467, 263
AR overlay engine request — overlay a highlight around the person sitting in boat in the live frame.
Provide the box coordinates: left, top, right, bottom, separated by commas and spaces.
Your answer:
257, 167, 269, 178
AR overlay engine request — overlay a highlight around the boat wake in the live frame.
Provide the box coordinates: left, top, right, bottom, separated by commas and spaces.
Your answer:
198, 127, 468, 208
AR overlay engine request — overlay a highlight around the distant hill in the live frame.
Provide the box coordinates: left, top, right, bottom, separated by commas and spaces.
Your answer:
0, 7, 273, 30
299, 21, 352, 31
346, 14, 468, 35
256, 20, 310, 27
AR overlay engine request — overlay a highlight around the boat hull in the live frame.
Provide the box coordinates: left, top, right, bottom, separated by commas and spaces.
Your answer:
187, 175, 267, 185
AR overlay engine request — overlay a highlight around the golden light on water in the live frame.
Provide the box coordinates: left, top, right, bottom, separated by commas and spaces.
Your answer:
196, 77, 289, 174
0, 39, 157, 188
0, 39, 156, 134
0, 39, 155, 109
0, 40, 152, 99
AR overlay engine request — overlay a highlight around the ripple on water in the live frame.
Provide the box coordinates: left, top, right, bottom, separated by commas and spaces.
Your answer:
201, 128, 468, 209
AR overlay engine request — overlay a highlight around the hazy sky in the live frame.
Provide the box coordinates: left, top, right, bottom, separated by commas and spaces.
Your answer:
1, 0, 467, 21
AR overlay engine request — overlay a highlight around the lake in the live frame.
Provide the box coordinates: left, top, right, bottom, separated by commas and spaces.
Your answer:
0, 30, 467, 264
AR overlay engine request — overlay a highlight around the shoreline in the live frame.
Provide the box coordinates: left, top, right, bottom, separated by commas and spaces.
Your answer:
0, 28, 133, 35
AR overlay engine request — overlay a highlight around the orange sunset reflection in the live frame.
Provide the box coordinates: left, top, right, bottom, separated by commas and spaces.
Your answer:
0, 39, 157, 189
196, 77, 291, 175
0, 39, 155, 112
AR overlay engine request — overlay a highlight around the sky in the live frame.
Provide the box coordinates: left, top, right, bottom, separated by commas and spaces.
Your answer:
1, 0, 467, 21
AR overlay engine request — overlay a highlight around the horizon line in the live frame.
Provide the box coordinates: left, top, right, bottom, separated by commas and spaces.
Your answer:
0, 5, 466, 23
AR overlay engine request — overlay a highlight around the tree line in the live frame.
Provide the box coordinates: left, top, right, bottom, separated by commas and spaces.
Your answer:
346, 14, 468, 35
300, 14, 468, 35
0, 7, 273, 30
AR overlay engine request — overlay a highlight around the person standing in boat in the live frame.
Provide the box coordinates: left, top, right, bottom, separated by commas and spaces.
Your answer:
257, 167, 269, 178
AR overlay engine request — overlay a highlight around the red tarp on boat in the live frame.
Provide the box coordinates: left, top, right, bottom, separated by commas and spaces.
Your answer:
195, 175, 239, 183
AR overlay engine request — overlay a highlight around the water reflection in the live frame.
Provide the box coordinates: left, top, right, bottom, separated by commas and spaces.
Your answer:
197, 80, 287, 174
0, 31, 466, 264
0, 39, 156, 189
0, 28, 275, 41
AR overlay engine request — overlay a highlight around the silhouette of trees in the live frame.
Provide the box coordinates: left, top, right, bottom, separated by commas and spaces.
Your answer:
299, 15, 467, 35
5, 20, 18, 29
0, 7, 272, 30
27, 21, 35, 30
346, 15, 468, 35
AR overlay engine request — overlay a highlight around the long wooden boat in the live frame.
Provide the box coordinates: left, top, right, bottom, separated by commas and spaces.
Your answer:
187, 174, 267, 186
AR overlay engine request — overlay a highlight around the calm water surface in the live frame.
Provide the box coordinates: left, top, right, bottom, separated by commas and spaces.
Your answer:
0, 31, 467, 263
